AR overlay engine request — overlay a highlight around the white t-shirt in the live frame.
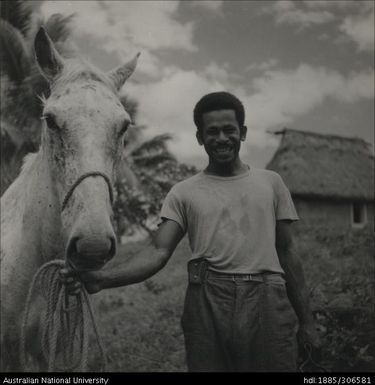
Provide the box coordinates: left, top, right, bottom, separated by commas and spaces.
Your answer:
160, 167, 299, 274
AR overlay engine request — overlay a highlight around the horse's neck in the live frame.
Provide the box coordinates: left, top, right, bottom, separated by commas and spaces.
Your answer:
0, 151, 65, 346
1, 151, 64, 267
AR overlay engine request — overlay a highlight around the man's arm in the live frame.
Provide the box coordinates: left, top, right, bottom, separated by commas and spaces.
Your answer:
275, 220, 320, 348
61, 219, 185, 293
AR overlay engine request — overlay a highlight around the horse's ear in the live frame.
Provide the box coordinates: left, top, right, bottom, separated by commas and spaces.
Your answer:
34, 27, 64, 82
107, 53, 140, 91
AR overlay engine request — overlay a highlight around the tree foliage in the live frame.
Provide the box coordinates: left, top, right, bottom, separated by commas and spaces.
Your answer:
296, 226, 374, 371
0, 2, 76, 194
114, 134, 197, 238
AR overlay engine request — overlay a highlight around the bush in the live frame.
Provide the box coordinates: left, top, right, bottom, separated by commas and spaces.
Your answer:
296, 226, 374, 371
113, 159, 197, 237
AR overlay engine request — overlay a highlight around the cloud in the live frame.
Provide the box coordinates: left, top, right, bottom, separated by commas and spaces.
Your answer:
189, 1, 224, 13
244, 64, 374, 134
335, 70, 375, 102
302, 0, 362, 11
245, 59, 279, 73
203, 62, 241, 83
340, 11, 374, 52
124, 63, 373, 166
40, 0, 196, 77
262, 1, 334, 27
41, 1, 195, 51
262, 0, 374, 52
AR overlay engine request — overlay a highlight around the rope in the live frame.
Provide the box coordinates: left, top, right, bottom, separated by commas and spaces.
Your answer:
299, 342, 328, 372
61, 172, 114, 212
20, 260, 107, 372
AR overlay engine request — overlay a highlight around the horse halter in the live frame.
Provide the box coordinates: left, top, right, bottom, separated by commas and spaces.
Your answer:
61, 171, 114, 212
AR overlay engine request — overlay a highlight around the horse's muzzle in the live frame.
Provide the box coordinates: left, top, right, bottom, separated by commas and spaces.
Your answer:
66, 234, 116, 271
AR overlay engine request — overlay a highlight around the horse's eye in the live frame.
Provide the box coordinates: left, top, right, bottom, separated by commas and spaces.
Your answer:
44, 114, 60, 131
119, 120, 130, 136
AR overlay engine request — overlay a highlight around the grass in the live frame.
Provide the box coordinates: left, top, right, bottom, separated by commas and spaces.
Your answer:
88, 228, 375, 372
89, 237, 190, 372
296, 227, 374, 372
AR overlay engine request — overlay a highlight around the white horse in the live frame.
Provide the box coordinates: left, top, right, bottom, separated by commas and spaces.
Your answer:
0, 27, 139, 371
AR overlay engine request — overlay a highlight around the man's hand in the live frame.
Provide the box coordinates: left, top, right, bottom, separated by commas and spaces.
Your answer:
60, 267, 104, 295
59, 220, 184, 293
297, 321, 327, 372
276, 221, 322, 351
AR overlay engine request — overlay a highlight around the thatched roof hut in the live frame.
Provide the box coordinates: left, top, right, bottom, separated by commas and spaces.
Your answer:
267, 128, 374, 202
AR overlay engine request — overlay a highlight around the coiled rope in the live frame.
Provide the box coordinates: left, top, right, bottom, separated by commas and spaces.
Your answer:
299, 342, 328, 372
20, 260, 107, 372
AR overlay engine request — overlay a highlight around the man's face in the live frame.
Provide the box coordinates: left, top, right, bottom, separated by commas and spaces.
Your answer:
197, 109, 246, 164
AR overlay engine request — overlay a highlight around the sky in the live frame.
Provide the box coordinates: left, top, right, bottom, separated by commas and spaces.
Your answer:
36, 0, 374, 168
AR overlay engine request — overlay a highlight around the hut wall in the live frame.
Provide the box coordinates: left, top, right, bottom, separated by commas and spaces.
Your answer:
293, 198, 374, 230
366, 202, 374, 229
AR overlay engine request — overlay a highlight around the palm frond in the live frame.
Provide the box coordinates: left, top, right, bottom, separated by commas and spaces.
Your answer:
28, 64, 51, 105
44, 13, 75, 43
1, 118, 25, 154
3, 80, 43, 125
1, 155, 23, 195
0, 0, 33, 37
1, 73, 42, 145
116, 161, 140, 190
123, 124, 146, 156
0, 7, 78, 194
28, 13, 77, 58
1, 117, 40, 197
0, 19, 31, 83
131, 152, 176, 167
130, 134, 173, 157
120, 94, 139, 123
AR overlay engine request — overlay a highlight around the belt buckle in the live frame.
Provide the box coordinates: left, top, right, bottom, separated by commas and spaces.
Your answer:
242, 274, 252, 281
231, 274, 253, 281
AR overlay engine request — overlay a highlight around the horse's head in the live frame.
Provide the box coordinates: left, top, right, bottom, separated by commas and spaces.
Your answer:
34, 28, 139, 271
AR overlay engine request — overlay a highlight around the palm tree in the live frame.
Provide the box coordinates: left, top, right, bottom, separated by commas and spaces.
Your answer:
0, 0, 74, 193
114, 95, 191, 237
114, 124, 197, 237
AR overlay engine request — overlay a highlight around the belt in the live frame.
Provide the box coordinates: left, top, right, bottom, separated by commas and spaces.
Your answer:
206, 269, 284, 283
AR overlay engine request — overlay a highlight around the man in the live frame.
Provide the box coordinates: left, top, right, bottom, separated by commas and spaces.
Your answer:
62, 91, 319, 371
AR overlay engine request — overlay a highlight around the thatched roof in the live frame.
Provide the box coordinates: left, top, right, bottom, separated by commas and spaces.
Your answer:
266, 128, 374, 201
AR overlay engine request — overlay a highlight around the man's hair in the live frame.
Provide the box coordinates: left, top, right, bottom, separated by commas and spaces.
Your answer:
193, 91, 245, 130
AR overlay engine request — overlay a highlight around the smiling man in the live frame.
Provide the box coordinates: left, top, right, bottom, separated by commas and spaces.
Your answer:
61, 91, 320, 372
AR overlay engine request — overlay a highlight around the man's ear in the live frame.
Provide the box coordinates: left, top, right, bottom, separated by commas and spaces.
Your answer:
240, 126, 247, 141
196, 130, 203, 145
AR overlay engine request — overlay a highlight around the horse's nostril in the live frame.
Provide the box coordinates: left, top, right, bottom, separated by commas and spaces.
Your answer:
66, 234, 115, 270
67, 236, 79, 257
75, 236, 112, 257
109, 236, 116, 258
